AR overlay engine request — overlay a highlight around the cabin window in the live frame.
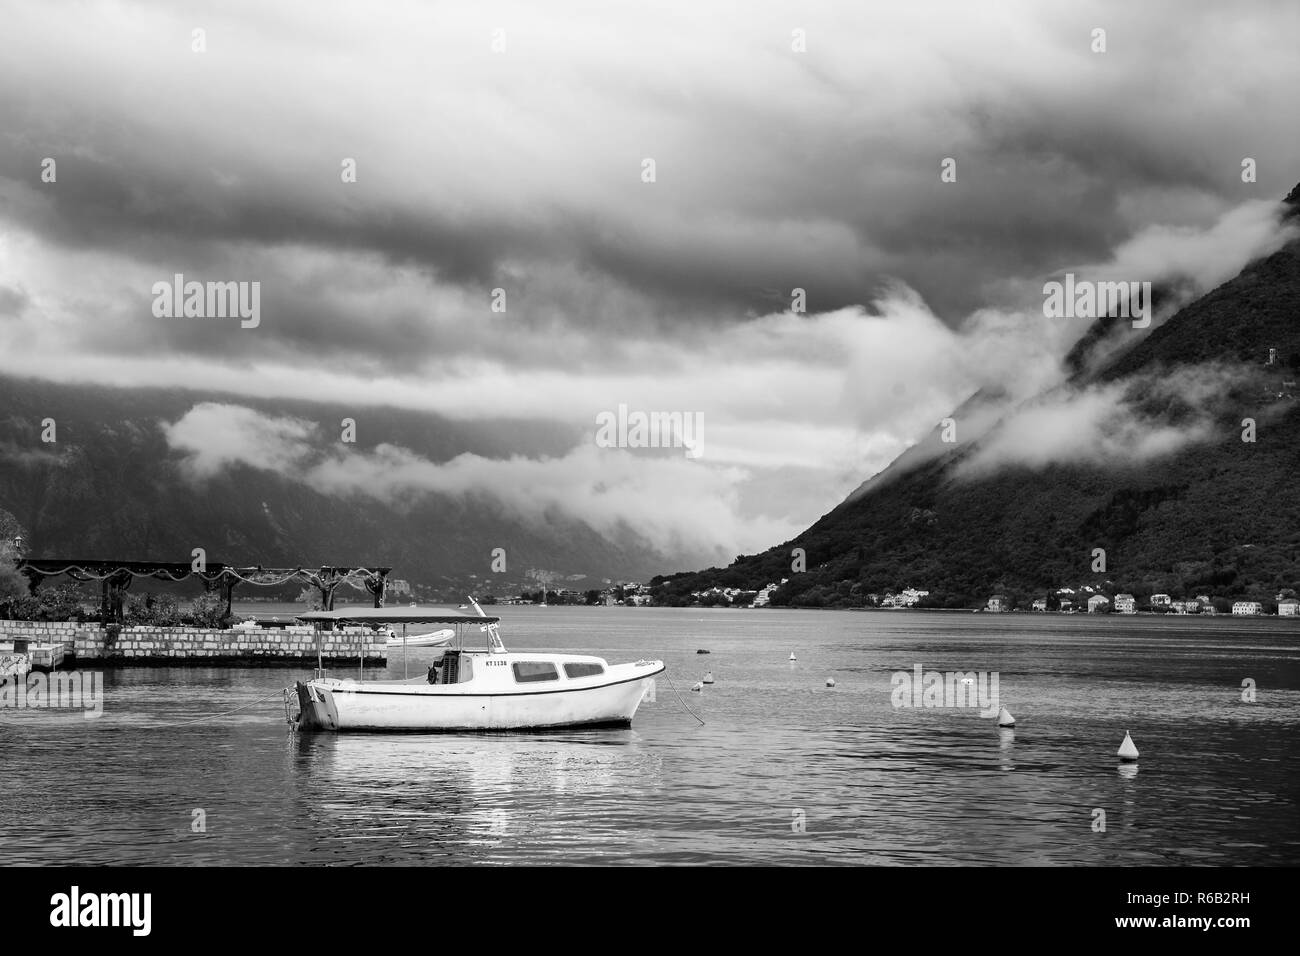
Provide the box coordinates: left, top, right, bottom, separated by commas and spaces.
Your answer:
512, 661, 559, 683
563, 662, 605, 679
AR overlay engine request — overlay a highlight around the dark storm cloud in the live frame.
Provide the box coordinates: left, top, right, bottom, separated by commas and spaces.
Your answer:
2, 0, 1296, 367
0, 286, 29, 317
4, 0, 1298, 570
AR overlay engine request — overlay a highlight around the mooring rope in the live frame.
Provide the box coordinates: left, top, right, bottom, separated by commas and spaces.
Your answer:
0, 687, 288, 725
163, 690, 286, 727
662, 668, 705, 726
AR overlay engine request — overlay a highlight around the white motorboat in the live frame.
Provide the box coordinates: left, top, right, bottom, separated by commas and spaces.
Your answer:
291, 602, 664, 732
386, 627, 455, 648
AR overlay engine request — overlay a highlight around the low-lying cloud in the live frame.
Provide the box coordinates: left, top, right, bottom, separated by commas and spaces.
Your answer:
30, 186, 1300, 565
163, 402, 800, 564
3, 0, 1298, 567
954, 364, 1254, 477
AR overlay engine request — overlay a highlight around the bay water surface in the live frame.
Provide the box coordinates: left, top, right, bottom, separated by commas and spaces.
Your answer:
1, 606, 1297, 865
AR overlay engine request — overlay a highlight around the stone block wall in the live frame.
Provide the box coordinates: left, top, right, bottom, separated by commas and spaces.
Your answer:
0, 620, 387, 665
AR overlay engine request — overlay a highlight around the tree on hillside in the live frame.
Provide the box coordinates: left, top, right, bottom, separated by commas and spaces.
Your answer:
0, 506, 22, 543
0, 543, 29, 618
0, 508, 30, 614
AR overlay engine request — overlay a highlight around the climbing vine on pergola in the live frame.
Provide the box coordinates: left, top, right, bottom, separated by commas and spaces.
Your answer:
11, 559, 392, 624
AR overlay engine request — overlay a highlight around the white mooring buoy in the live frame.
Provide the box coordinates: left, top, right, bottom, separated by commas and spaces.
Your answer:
691, 681, 704, 692
702, 672, 715, 684
789, 652, 797, 662
826, 677, 836, 687
996, 706, 1015, 727
1118, 730, 1139, 761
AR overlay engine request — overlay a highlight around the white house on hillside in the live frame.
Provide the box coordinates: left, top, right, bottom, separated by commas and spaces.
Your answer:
1232, 601, 1263, 616
753, 578, 789, 607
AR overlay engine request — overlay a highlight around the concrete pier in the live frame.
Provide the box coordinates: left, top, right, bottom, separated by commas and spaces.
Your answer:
26, 642, 65, 671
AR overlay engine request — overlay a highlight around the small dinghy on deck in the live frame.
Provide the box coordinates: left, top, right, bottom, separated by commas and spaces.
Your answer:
291, 602, 664, 733
386, 627, 455, 648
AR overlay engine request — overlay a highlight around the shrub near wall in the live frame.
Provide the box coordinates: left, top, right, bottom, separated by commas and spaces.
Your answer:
4, 584, 93, 623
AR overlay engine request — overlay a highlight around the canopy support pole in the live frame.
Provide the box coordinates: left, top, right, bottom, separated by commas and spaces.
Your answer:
402, 623, 408, 678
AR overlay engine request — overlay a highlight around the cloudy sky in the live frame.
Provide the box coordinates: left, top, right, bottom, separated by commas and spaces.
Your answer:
1, 0, 1298, 566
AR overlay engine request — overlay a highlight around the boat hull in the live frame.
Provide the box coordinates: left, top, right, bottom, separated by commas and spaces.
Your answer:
296, 662, 663, 732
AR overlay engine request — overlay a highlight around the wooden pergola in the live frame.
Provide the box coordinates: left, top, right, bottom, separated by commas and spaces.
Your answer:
13, 560, 393, 624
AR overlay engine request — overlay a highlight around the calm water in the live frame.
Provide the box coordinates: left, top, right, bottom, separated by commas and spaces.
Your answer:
2, 607, 1297, 865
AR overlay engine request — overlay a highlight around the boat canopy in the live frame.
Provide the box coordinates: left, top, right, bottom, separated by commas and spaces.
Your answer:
296, 606, 500, 625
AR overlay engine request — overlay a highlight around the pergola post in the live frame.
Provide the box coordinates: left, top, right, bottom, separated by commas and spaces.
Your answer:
20, 567, 44, 596
107, 570, 133, 624
221, 575, 237, 619
316, 573, 340, 611
366, 572, 387, 608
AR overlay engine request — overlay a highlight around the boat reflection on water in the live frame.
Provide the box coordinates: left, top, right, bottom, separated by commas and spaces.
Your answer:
287, 728, 667, 863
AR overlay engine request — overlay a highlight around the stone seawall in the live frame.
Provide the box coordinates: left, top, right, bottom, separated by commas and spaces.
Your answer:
0, 621, 387, 665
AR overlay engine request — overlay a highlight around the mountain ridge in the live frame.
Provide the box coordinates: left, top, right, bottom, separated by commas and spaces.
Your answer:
0, 379, 677, 594
651, 188, 1300, 608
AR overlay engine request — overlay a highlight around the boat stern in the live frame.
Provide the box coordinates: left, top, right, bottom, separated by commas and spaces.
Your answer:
295, 680, 340, 732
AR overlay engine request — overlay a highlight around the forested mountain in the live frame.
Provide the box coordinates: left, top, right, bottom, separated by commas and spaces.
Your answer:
652, 186, 1300, 608
0, 382, 669, 593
